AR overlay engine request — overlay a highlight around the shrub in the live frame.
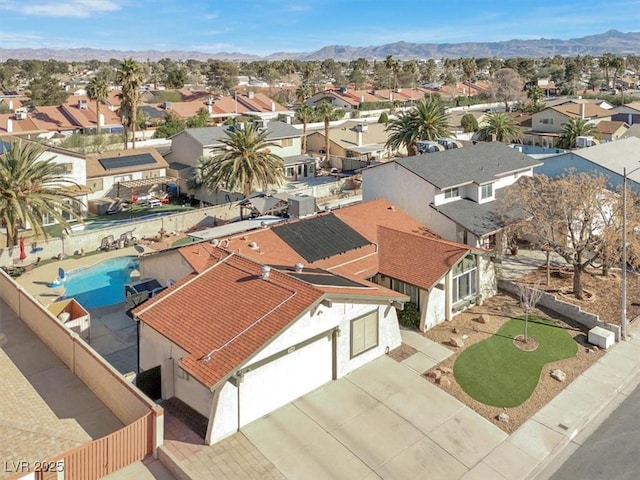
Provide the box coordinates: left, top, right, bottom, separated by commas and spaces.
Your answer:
461, 113, 479, 132
378, 111, 389, 124
397, 302, 420, 329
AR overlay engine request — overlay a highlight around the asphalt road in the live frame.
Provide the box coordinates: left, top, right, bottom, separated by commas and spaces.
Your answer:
547, 380, 640, 480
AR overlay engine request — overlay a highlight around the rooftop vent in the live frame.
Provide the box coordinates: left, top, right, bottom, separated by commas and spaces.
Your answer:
294, 262, 304, 273
210, 238, 220, 247
260, 265, 271, 280
249, 241, 259, 250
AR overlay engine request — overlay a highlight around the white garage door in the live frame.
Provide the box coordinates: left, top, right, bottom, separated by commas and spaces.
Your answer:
239, 335, 333, 426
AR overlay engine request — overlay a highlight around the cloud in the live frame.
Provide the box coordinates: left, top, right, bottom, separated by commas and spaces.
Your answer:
203, 13, 219, 19
0, 0, 122, 18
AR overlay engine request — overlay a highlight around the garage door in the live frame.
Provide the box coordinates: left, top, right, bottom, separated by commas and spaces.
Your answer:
239, 335, 333, 427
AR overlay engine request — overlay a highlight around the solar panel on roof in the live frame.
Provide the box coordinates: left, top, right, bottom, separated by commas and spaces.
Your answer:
273, 214, 370, 263
99, 153, 157, 170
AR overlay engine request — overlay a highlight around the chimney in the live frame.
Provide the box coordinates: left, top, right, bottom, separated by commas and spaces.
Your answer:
207, 103, 212, 115
248, 91, 255, 99
389, 92, 393, 102
98, 113, 105, 127
357, 130, 363, 147
360, 95, 364, 103
580, 103, 586, 119
271, 101, 276, 112
489, 133, 497, 142
8, 100, 13, 110
6, 119, 12, 133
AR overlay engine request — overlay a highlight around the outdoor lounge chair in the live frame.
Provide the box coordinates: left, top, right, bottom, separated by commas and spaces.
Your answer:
119, 231, 138, 247
99, 235, 117, 251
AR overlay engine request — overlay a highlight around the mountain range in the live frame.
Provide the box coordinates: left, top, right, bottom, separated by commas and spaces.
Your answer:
2, 30, 640, 62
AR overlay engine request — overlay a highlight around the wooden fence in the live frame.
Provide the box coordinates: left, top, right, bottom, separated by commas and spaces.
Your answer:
36, 413, 153, 480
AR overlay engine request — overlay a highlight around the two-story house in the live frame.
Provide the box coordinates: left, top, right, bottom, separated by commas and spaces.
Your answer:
362, 142, 542, 250
166, 120, 316, 191
526, 103, 612, 147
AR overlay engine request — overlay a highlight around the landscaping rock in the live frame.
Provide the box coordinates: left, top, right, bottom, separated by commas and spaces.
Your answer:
450, 337, 464, 348
452, 327, 460, 334
427, 370, 442, 380
439, 366, 453, 375
497, 413, 510, 423
475, 314, 488, 324
551, 369, 567, 382
437, 376, 451, 387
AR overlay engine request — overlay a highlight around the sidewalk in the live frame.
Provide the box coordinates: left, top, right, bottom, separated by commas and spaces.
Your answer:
461, 322, 640, 480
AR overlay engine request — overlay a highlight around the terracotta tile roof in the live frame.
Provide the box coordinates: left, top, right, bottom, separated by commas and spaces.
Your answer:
0, 113, 45, 134
236, 93, 287, 113
105, 89, 122, 107
166, 101, 208, 119
595, 120, 628, 135
377, 226, 469, 290
61, 96, 122, 128
551, 103, 612, 119
30, 106, 79, 131
85, 147, 169, 178
133, 249, 324, 388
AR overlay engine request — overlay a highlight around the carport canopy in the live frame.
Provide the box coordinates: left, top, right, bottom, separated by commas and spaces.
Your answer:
116, 176, 179, 197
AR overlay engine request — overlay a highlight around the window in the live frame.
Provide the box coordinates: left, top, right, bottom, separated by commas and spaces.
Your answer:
279, 138, 293, 147
90, 178, 104, 191
53, 162, 73, 175
540, 118, 554, 125
391, 279, 420, 307
350, 310, 379, 357
114, 175, 132, 183
480, 183, 493, 199
452, 254, 478, 304
286, 166, 295, 177
444, 187, 459, 199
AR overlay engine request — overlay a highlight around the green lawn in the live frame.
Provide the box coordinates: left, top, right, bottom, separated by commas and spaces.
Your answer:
454, 316, 578, 408
172, 236, 197, 247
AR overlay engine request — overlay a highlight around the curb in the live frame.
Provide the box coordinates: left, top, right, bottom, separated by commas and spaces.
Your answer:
525, 336, 640, 479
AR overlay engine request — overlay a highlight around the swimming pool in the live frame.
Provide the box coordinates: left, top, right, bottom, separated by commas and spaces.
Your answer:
60, 256, 140, 309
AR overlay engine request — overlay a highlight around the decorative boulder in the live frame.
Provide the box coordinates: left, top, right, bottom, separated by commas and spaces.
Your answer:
450, 337, 464, 348
551, 369, 566, 382
427, 370, 442, 380
439, 366, 453, 375
437, 376, 451, 387
475, 315, 488, 324
452, 327, 460, 334
497, 413, 510, 423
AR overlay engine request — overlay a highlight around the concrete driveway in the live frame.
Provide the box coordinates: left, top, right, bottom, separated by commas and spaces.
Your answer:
242, 355, 507, 480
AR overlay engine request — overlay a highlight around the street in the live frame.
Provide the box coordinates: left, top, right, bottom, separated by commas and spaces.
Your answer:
546, 379, 640, 480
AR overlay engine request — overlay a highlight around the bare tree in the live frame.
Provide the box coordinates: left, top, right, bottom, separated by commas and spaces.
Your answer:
492, 68, 524, 110
502, 173, 618, 300
518, 282, 544, 343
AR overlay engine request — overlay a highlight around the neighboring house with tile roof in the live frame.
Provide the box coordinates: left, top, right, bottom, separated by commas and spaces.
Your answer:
594, 120, 629, 142
306, 120, 395, 166
84, 147, 171, 200
60, 96, 124, 134
132, 199, 495, 444
362, 142, 542, 250
536, 137, 640, 193
526, 103, 612, 147
166, 120, 315, 193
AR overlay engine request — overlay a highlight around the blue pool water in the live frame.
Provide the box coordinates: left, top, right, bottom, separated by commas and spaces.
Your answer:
60, 256, 139, 309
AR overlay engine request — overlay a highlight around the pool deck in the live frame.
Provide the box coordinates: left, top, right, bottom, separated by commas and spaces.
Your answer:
16, 245, 157, 375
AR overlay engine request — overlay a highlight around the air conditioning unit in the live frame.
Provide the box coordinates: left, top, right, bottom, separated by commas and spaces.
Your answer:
575, 136, 594, 148
78, 99, 88, 109
354, 123, 368, 132
417, 141, 444, 154
162, 102, 173, 110
15, 110, 27, 120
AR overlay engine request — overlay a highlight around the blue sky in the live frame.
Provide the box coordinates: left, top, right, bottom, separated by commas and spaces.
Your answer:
1, 0, 640, 56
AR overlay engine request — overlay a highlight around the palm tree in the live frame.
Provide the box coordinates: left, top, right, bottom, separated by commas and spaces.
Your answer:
86, 75, 110, 135
116, 58, 144, 149
476, 113, 522, 143
296, 104, 316, 153
0, 140, 83, 247
194, 122, 285, 197
557, 118, 597, 149
385, 98, 452, 156
296, 83, 314, 103
315, 103, 344, 164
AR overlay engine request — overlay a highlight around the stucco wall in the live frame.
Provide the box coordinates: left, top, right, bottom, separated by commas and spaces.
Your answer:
140, 250, 194, 287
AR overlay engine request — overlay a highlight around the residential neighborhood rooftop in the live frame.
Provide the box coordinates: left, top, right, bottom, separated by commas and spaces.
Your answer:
183, 120, 301, 147
394, 142, 542, 189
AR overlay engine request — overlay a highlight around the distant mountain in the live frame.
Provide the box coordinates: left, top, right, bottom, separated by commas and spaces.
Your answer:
3, 30, 640, 62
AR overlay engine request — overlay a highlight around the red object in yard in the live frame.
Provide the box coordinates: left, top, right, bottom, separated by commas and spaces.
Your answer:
161, 196, 170, 204
132, 195, 138, 203
19, 236, 26, 260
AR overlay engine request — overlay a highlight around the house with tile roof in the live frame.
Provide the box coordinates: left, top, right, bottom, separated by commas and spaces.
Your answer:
305, 120, 396, 165
60, 96, 124, 134
362, 142, 542, 250
166, 120, 316, 193
84, 147, 171, 201
594, 120, 629, 142
132, 199, 495, 444
526, 103, 612, 147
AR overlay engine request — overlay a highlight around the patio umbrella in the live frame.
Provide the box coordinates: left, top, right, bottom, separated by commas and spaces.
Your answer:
19, 236, 26, 261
